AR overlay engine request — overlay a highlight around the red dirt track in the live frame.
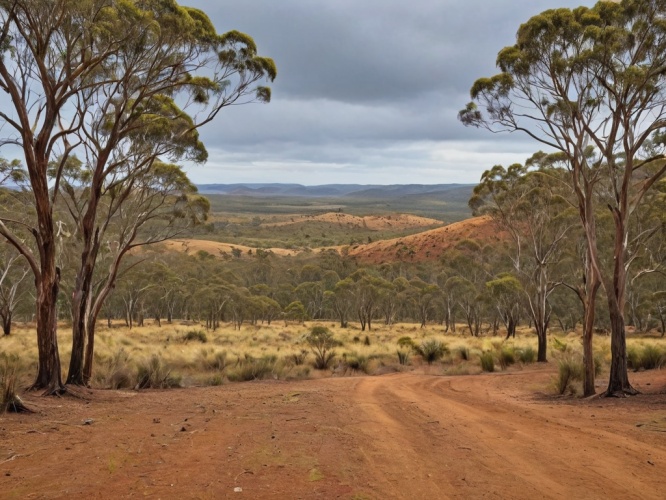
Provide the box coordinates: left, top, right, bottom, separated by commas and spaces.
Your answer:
1, 365, 665, 499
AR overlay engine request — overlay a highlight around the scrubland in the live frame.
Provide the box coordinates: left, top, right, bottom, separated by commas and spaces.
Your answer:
2, 321, 664, 397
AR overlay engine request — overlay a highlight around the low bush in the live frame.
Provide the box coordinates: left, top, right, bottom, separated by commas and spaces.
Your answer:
414, 339, 447, 365
480, 352, 495, 372
639, 344, 664, 370
456, 346, 470, 361
498, 347, 516, 370
397, 336, 415, 349
291, 350, 308, 366
345, 353, 370, 374
183, 330, 208, 343
94, 348, 134, 389
306, 326, 337, 370
0, 353, 30, 413
397, 350, 410, 365
136, 354, 181, 389
517, 346, 536, 364
227, 356, 277, 382
555, 356, 583, 395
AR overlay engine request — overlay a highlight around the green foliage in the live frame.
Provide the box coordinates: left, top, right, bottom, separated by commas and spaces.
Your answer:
345, 353, 370, 374
397, 336, 416, 349
183, 329, 208, 343
226, 356, 277, 382
414, 339, 447, 365
555, 356, 584, 395
516, 346, 536, 364
305, 326, 337, 369
480, 352, 495, 372
552, 337, 569, 353
291, 350, 309, 366
628, 344, 665, 371
498, 346, 516, 370
397, 350, 410, 365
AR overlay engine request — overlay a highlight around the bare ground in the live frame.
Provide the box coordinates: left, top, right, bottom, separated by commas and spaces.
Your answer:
1, 365, 665, 499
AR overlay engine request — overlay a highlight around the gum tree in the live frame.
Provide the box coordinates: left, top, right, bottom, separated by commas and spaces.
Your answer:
0, 0, 275, 392
460, 1, 666, 396
470, 159, 575, 363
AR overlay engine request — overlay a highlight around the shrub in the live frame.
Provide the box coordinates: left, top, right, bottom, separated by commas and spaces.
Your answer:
397, 336, 415, 349
415, 339, 447, 365
94, 348, 134, 389
552, 337, 568, 352
397, 350, 410, 365
555, 356, 583, 395
183, 330, 208, 343
136, 354, 181, 389
517, 346, 536, 364
0, 353, 29, 413
639, 344, 664, 370
291, 350, 308, 366
627, 345, 641, 370
345, 353, 370, 374
306, 326, 337, 369
480, 352, 495, 372
227, 356, 277, 382
456, 346, 470, 361
364, 335, 371, 346
498, 347, 516, 370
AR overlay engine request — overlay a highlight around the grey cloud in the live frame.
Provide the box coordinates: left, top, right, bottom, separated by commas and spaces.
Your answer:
183, 0, 595, 185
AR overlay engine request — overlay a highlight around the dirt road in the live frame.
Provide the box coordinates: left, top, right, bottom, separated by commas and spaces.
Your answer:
1, 365, 665, 499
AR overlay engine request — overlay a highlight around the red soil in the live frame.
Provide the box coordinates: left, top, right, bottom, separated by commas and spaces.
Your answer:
2, 365, 665, 499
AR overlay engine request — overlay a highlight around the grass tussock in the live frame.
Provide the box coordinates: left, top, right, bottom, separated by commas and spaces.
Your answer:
94, 348, 134, 389
479, 352, 495, 372
555, 356, 583, 395
628, 343, 665, 371
4, 321, 664, 390
0, 353, 30, 413
414, 339, 447, 365
136, 354, 182, 389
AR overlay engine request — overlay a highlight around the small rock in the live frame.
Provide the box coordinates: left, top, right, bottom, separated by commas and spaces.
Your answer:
83, 419, 94, 426
180, 426, 187, 432
234, 487, 243, 493
153, 418, 161, 424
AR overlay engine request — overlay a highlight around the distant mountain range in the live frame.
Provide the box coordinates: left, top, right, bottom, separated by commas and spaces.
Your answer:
196, 183, 474, 198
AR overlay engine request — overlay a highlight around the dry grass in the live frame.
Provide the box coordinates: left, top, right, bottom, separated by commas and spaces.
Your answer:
2, 322, 665, 391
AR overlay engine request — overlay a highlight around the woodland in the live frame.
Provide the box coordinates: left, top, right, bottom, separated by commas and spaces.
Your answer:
0, 0, 665, 412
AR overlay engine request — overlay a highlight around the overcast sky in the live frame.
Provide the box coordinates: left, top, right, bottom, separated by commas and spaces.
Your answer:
184, 0, 596, 186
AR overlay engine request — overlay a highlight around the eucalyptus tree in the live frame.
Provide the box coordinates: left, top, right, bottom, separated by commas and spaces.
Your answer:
408, 278, 440, 329
0, 245, 30, 335
324, 278, 355, 328
0, 0, 275, 392
486, 273, 523, 340
470, 159, 575, 362
460, 1, 666, 396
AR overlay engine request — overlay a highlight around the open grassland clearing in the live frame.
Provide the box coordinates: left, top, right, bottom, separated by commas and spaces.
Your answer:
2, 322, 665, 396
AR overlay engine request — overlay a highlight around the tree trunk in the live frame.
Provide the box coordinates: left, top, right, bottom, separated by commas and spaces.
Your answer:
1, 312, 11, 336
32, 266, 64, 393
603, 211, 637, 397
605, 297, 638, 396
535, 323, 547, 362
581, 270, 601, 397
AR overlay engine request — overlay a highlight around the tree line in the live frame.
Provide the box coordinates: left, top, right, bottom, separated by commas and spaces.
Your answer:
0, 0, 275, 393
